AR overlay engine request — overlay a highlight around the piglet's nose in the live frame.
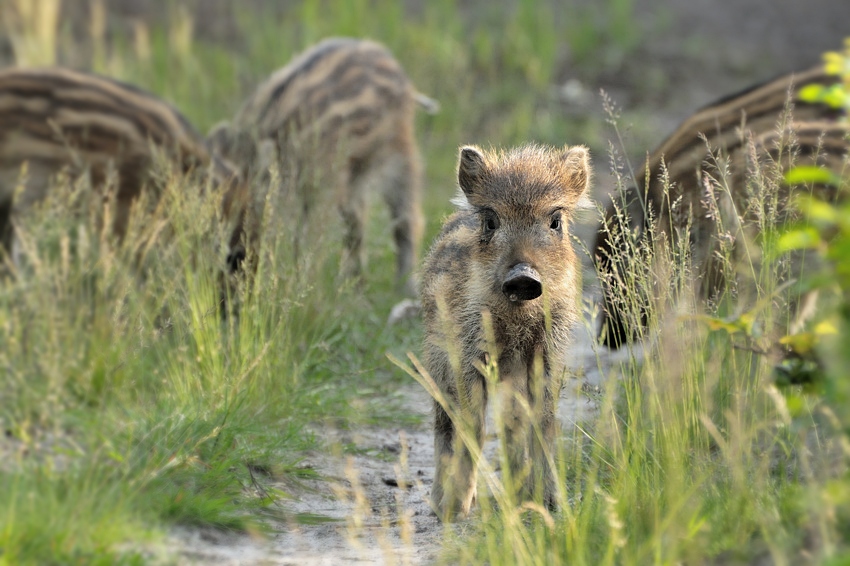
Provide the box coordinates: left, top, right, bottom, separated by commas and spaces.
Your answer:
502, 263, 542, 302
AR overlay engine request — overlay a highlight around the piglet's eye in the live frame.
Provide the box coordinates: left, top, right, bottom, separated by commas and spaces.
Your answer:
481, 210, 500, 233
550, 214, 562, 231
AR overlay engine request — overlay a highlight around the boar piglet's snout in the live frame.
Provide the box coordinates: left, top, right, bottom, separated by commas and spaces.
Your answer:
502, 262, 542, 302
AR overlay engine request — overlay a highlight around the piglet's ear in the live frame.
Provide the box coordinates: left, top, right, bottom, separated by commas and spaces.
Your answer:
457, 145, 488, 197
553, 145, 592, 208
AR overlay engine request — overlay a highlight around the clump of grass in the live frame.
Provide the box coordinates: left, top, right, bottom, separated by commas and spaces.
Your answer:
0, 464, 153, 565
0, 147, 361, 560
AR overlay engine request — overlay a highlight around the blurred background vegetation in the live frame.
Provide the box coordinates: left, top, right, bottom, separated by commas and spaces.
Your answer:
3, 0, 847, 205
1, 0, 849, 564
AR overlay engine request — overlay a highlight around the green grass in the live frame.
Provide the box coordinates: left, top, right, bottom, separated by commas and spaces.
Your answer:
2, 1, 849, 564
395, 105, 849, 563
457, 122, 849, 564
428, 330, 838, 564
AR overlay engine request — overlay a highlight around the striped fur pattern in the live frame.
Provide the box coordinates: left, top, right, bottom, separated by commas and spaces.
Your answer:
594, 64, 849, 347
0, 66, 242, 262
208, 37, 429, 293
423, 144, 590, 521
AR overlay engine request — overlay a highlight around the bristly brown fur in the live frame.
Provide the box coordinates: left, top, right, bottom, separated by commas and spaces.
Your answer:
208, 37, 429, 294
593, 63, 850, 348
422, 143, 591, 521
0, 66, 245, 264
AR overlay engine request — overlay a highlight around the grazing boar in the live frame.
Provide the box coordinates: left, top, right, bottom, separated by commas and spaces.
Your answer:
421, 143, 591, 521
593, 64, 848, 348
208, 37, 434, 293
0, 66, 244, 266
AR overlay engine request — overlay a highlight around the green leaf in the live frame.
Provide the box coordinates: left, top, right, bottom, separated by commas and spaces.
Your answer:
777, 227, 822, 252
690, 313, 756, 336
798, 82, 846, 109
783, 392, 806, 416
784, 166, 843, 187
779, 332, 818, 355
791, 194, 840, 224
823, 51, 847, 75
798, 84, 829, 103
699, 315, 743, 334
814, 320, 839, 335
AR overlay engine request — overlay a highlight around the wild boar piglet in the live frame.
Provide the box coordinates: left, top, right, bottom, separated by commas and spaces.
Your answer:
421, 143, 591, 521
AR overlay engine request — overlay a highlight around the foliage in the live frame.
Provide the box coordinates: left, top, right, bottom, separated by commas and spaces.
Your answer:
799, 38, 850, 116
776, 40, 850, 391
772, 38, 850, 564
